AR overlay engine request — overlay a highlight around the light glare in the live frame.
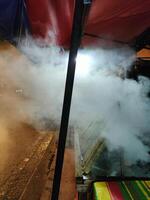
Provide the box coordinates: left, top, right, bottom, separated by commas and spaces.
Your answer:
76, 53, 92, 77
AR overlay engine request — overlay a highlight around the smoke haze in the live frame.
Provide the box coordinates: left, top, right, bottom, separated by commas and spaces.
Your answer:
0, 37, 149, 166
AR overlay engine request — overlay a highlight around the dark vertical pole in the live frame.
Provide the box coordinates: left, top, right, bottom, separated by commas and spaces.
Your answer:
51, 0, 92, 199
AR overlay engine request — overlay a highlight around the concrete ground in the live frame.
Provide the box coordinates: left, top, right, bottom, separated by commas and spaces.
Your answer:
59, 149, 76, 200
40, 148, 76, 200
0, 122, 55, 200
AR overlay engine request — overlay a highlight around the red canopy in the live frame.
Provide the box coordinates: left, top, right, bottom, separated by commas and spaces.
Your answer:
26, 0, 150, 46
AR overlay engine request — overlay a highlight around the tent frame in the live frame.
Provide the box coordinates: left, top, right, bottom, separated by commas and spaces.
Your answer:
51, 0, 92, 200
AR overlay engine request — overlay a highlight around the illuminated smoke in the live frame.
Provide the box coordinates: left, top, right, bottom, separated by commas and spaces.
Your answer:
0, 37, 149, 165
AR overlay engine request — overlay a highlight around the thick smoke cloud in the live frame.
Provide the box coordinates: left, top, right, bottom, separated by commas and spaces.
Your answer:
0, 37, 149, 165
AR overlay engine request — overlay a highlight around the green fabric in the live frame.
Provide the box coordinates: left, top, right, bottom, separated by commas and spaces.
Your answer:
119, 182, 132, 200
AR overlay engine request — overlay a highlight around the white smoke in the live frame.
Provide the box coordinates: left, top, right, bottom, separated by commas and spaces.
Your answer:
72, 74, 150, 162
0, 37, 149, 164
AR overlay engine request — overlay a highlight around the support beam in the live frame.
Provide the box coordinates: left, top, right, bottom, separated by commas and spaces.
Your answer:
51, 0, 92, 200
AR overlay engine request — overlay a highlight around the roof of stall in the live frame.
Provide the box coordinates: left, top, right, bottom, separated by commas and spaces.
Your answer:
0, 0, 150, 46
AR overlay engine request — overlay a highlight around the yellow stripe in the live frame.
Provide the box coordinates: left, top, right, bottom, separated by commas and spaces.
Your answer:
122, 181, 134, 200
144, 181, 150, 190
136, 181, 149, 199
94, 182, 111, 200
145, 181, 150, 187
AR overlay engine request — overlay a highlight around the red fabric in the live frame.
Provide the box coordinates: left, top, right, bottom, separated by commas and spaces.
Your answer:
108, 182, 124, 200
26, 0, 52, 38
26, 0, 74, 46
84, 0, 150, 45
26, 0, 150, 46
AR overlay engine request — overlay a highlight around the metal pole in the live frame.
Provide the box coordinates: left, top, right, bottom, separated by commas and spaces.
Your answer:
51, 0, 92, 199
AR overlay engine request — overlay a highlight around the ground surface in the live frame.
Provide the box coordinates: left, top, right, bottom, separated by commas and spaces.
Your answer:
0, 122, 55, 200
40, 148, 76, 200
0, 41, 76, 200
59, 149, 76, 200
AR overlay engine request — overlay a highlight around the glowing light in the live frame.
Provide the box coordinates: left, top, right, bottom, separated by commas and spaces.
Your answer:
76, 52, 92, 77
